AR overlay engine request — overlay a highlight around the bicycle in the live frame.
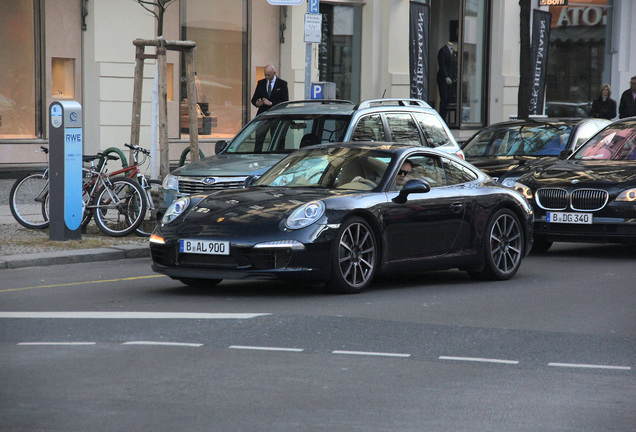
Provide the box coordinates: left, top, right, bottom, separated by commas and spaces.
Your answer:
81, 154, 148, 237
9, 146, 51, 229
10, 147, 147, 237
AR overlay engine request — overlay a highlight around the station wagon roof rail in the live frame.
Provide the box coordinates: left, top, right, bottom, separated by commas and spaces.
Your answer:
270, 99, 354, 111
354, 98, 431, 110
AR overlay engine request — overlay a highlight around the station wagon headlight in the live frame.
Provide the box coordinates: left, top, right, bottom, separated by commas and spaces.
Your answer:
162, 197, 190, 224
163, 174, 179, 191
616, 189, 636, 202
286, 201, 325, 229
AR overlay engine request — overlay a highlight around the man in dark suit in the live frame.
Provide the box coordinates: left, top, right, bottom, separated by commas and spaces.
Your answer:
618, 76, 636, 119
251, 64, 289, 115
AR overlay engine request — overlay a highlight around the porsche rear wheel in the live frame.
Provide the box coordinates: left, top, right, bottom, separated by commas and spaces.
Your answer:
469, 208, 524, 281
328, 217, 378, 294
177, 278, 222, 289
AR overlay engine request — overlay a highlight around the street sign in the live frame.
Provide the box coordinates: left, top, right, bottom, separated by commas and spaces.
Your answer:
308, 0, 319, 14
267, 0, 304, 5
304, 13, 322, 43
311, 84, 323, 100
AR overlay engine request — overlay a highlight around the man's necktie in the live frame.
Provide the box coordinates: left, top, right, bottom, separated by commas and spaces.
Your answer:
267, 81, 272, 97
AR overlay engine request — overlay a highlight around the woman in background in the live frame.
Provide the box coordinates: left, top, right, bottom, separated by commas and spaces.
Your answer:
589, 83, 617, 120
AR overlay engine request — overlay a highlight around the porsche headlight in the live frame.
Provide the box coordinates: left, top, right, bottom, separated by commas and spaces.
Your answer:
163, 174, 179, 191
616, 188, 636, 202
162, 197, 190, 224
286, 201, 325, 230
501, 176, 519, 188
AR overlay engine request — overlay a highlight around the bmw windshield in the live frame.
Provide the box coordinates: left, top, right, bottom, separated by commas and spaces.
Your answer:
463, 124, 572, 157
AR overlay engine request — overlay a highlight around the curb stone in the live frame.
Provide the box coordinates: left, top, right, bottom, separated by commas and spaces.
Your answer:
0, 244, 149, 270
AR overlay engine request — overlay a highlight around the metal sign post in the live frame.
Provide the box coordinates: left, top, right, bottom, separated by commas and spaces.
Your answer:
304, 0, 321, 98
49, 101, 83, 241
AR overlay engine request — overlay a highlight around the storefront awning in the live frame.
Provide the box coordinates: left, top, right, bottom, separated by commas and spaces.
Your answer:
550, 26, 606, 43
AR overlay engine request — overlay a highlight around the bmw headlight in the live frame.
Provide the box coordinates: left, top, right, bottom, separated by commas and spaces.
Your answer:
513, 182, 533, 201
163, 173, 179, 191
162, 196, 190, 224
286, 201, 325, 230
616, 188, 636, 202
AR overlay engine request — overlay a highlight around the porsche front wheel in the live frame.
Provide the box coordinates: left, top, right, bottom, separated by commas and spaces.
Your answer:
328, 217, 378, 294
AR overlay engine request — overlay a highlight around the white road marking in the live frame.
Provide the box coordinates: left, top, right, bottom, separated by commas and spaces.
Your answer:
548, 362, 631, 371
0, 312, 271, 319
439, 356, 519, 365
17, 342, 96, 346
332, 350, 411, 358
229, 345, 304, 353
123, 341, 203, 347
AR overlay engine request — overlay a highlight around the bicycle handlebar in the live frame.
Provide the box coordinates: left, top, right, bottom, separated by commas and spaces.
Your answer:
125, 143, 151, 156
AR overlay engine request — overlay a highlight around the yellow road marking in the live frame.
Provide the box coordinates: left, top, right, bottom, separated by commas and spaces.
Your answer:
0, 275, 166, 293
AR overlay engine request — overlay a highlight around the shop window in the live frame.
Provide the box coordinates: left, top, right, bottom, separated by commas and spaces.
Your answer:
429, 0, 489, 128
0, 0, 37, 139
52, 58, 75, 99
318, 4, 362, 102
180, 0, 247, 140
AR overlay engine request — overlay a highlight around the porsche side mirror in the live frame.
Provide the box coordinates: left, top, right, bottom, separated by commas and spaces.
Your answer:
215, 140, 228, 154
244, 175, 259, 187
559, 149, 572, 160
392, 179, 431, 204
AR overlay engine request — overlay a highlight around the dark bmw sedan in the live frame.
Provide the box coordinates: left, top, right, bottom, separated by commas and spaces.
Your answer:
516, 118, 636, 252
461, 118, 610, 187
150, 143, 533, 293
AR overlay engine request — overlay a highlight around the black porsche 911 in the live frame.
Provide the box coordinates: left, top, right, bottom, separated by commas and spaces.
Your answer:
515, 117, 636, 253
150, 143, 534, 293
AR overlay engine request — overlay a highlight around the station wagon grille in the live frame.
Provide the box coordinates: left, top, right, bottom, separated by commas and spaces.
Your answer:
178, 177, 247, 194
536, 188, 608, 212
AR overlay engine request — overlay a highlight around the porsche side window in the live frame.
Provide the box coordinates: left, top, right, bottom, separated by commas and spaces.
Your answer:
442, 158, 478, 185
352, 115, 383, 141
404, 155, 445, 187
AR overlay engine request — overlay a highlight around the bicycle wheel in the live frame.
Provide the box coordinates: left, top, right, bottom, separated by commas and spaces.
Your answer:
135, 179, 162, 237
9, 172, 50, 229
92, 176, 147, 237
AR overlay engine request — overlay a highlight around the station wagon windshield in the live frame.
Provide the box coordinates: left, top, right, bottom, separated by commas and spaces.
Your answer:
225, 115, 351, 154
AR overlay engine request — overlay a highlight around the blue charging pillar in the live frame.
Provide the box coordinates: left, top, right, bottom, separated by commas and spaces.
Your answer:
49, 101, 83, 241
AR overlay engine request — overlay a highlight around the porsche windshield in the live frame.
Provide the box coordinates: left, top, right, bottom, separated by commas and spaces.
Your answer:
256, 147, 393, 190
463, 124, 572, 157
573, 122, 636, 161
225, 115, 350, 154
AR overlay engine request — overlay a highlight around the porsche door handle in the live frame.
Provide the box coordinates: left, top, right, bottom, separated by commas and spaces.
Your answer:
449, 202, 463, 213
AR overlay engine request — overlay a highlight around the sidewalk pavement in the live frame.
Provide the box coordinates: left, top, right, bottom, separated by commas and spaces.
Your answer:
0, 201, 150, 271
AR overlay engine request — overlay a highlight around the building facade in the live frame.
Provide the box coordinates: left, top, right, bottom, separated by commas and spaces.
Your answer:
0, 0, 634, 171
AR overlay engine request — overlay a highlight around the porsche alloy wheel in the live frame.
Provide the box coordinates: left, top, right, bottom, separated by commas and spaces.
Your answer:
329, 217, 378, 293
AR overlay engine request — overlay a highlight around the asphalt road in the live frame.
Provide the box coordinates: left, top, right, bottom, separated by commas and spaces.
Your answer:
1, 243, 634, 431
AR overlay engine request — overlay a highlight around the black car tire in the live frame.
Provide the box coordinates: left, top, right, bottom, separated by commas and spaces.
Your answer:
469, 208, 524, 281
177, 278, 222, 289
531, 237, 553, 254
327, 216, 378, 294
